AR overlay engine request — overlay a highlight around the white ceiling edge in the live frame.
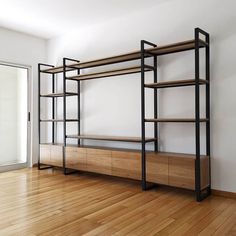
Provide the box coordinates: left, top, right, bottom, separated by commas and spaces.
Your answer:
0, 0, 168, 39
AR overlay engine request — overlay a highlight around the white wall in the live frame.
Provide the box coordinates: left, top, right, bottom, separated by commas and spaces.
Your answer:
0, 27, 47, 165
46, 0, 236, 192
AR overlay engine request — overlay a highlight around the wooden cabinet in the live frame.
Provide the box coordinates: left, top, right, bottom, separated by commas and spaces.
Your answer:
40, 144, 63, 167
40, 145, 209, 191
86, 148, 112, 175
168, 154, 209, 190
146, 153, 168, 185
111, 150, 141, 180
65, 147, 87, 171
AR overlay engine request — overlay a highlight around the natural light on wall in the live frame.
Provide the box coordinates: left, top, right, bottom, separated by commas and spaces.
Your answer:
0, 64, 28, 166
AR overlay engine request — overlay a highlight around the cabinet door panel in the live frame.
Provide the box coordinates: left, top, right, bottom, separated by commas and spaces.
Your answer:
87, 148, 111, 175
50, 145, 63, 167
146, 153, 168, 185
169, 156, 195, 190
66, 147, 86, 171
40, 145, 51, 165
111, 151, 141, 180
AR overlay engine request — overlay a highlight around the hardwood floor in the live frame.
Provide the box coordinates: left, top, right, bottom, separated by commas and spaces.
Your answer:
0, 168, 235, 236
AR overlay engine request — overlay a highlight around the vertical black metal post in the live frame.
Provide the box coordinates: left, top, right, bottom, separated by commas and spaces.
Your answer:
141, 40, 146, 190
63, 58, 67, 174
77, 69, 81, 146
206, 33, 211, 193
52, 73, 55, 144
195, 28, 201, 201
38, 64, 41, 169
154, 55, 158, 152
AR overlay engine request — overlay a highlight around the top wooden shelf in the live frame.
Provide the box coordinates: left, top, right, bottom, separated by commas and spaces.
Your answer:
41, 39, 207, 74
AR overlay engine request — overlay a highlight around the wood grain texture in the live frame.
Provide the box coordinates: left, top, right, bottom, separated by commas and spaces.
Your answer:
111, 150, 141, 180
86, 148, 112, 175
40, 145, 209, 191
145, 79, 208, 89
66, 146, 87, 171
66, 134, 157, 143
40, 144, 63, 167
0, 168, 234, 235
41, 39, 207, 74
146, 152, 169, 185
67, 66, 151, 81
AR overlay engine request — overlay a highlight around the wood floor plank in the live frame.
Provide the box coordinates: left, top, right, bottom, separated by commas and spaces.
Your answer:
0, 168, 235, 236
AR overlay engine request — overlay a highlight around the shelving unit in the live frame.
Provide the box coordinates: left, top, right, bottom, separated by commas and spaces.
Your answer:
38, 27, 210, 201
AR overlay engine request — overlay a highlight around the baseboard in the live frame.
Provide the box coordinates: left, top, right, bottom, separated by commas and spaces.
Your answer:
32, 163, 38, 168
212, 189, 236, 199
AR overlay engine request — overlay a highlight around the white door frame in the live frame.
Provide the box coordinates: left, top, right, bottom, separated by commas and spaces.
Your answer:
0, 61, 32, 172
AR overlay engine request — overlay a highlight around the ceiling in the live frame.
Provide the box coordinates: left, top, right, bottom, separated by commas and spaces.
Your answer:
0, 0, 161, 39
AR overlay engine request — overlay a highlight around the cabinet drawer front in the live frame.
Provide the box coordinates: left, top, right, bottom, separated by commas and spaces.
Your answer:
112, 151, 141, 180
50, 145, 63, 167
87, 148, 111, 175
66, 147, 86, 171
169, 156, 195, 190
40, 145, 51, 165
146, 153, 168, 185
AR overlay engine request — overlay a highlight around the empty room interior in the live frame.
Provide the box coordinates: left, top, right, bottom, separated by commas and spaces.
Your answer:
0, 0, 235, 235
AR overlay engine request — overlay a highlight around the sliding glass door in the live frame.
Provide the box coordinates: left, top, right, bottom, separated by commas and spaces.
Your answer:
0, 63, 29, 171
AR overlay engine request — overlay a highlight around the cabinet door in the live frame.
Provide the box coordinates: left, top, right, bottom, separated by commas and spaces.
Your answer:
146, 153, 168, 185
50, 145, 63, 167
87, 148, 111, 175
111, 151, 141, 180
66, 147, 86, 171
169, 156, 195, 190
40, 145, 51, 165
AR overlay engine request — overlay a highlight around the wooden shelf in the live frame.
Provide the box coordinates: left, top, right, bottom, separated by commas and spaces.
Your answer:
67, 66, 151, 81
40, 119, 79, 122
41, 39, 207, 73
40, 92, 78, 97
145, 79, 208, 89
66, 134, 157, 143
145, 118, 209, 123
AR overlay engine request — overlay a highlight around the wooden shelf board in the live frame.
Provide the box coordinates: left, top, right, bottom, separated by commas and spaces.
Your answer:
40, 119, 79, 122
145, 118, 209, 123
40, 92, 78, 97
145, 79, 208, 88
40, 143, 209, 160
41, 39, 207, 73
67, 66, 151, 81
66, 135, 157, 143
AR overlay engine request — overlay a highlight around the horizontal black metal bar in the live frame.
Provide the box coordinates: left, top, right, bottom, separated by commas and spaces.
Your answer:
63, 57, 80, 64
40, 119, 80, 122
38, 63, 54, 68
196, 28, 209, 37
38, 164, 53, 170
64, 168, 78, 175
141, 40, 157, 47
144, 80, 208, 89
40, 92, 79, 98
144, 64, 155, 70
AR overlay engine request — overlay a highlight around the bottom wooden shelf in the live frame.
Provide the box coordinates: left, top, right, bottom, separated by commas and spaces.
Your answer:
39, 144, 209, 190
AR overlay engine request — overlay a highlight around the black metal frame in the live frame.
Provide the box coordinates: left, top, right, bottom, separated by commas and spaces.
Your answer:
194, 28, 211, 201
38, 59, 80, 173
141, 40, 158, 190
38, 28, 210, 202
141, 28, 210, 201
62, 58, 80, 175
38, 63, 55, 170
